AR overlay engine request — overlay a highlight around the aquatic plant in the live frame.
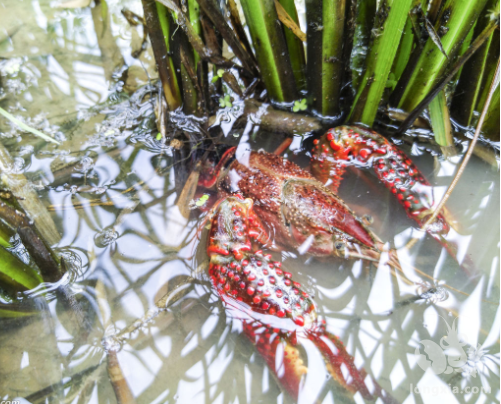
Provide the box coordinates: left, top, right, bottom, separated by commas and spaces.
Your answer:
142, 0, 499, 144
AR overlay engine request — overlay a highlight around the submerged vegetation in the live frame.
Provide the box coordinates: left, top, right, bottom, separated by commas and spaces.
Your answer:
0, 0, 499, 402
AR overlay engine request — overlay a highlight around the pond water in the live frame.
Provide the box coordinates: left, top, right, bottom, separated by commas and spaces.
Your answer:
0, 1, 499, 404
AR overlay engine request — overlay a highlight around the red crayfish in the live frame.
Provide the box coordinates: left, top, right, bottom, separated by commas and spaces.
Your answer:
197, 125, 466, 401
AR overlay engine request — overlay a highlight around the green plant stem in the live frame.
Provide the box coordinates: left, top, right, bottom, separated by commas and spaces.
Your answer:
306, 0, 346, 116
451, 0, 500, 127
228, 0, 256, 61
186, 0, 202, 66
143, 0, 182, 110
0, 219, 12, 248
175, 26, 200, 115
397, 0, 490, 111
187, 0, 210, 111
239, 0, 297, 102
476, 33, 500, 109
348, 0, 413, 125
395, 20, 498, 135
278, 0, 306, 91
350, 0, 377, 90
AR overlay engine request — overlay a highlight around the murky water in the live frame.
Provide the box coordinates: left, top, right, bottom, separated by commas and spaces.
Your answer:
0, 1, 499, 404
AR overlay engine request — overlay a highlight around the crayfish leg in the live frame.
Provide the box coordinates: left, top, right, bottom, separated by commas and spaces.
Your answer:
243, 322, 396, 403
243, 322, 308, 399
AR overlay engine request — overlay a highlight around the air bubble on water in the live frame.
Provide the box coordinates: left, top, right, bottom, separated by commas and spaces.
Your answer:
94, 228, 119, 248
74, 156, 95, 174
416, 280, 449, 304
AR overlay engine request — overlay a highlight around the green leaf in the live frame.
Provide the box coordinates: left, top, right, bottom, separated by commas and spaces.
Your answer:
156, 133, 162, 140
217, 68, 225, 77
195, 194, 210, 207
223, 95, 233, 108
292, 98, 307, 112
0, 246, 43, 291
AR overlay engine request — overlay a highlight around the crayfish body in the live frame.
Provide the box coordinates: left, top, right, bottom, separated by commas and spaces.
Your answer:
206, 196, 396, 402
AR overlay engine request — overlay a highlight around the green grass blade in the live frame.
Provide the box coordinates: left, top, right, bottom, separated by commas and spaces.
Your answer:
429, 90, 454, 146
0, 246, 43, 291
0, 219, 13, 248
0, 107, 59, 145
395, 20, 498, 135
348, 0, 413, 125
476, 34, 500, 108
397, 0, 490, 112
390, 17, 414, 86
239, 0, 297, 102
306, 0, 346, 116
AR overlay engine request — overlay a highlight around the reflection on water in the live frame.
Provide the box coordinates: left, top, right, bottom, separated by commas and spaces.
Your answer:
0, 1, 499, 404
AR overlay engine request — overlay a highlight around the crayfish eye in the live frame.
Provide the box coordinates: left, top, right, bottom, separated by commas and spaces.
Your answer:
362, 214, 373, 226
334, 241, 344, 250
